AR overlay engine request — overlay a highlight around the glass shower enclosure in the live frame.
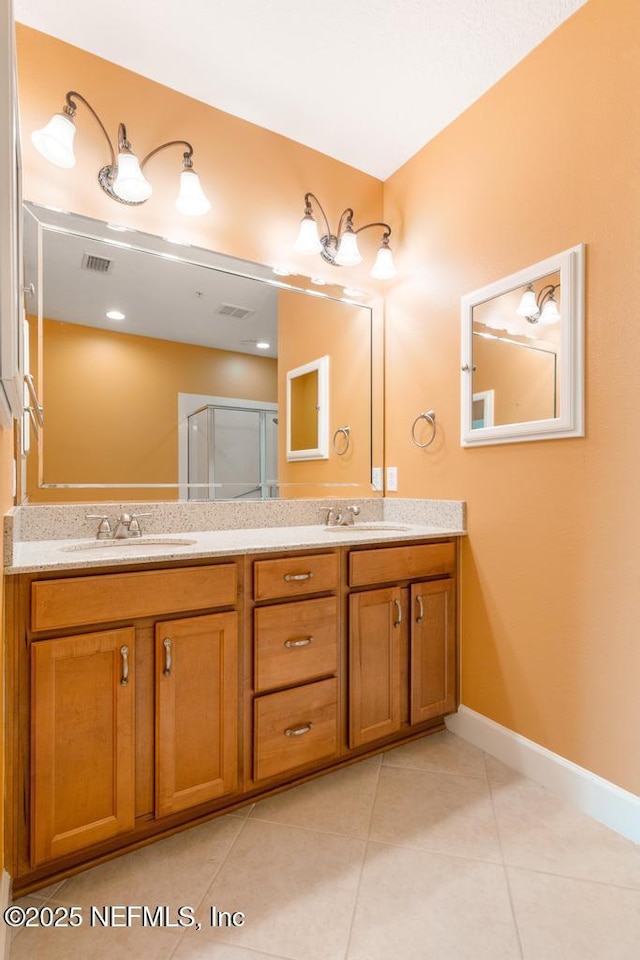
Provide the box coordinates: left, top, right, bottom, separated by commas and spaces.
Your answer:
187, 403, 278, 500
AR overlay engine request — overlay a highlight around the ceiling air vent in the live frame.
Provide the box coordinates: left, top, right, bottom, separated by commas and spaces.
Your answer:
216, 303, 255, 320
81, 253, 113, 274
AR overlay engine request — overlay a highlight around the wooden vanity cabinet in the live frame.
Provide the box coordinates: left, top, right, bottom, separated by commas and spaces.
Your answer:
7, 537, 458, 893
348, 542, 457, 749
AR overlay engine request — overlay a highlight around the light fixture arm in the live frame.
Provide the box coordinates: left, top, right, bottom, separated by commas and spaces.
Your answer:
536, 283, 559, 311
64, 90, 116, 168
354, 220, 392, 243
304, 192, 332, 239
140, 139, 195, 171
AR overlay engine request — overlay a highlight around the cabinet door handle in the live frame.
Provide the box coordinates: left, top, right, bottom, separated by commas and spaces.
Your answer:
393, 598, 402, 628
163, 637, 173, 677
283, 572, 314, 582
120, 645, 130, 686
284, 636, 314, 649
284, 723, 313, 737
416, 595, 425, 624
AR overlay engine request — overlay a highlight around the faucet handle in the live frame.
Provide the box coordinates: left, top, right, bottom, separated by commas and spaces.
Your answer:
325, 508, 340, 526
128, 512, 152, 537
85, 514, 113, 540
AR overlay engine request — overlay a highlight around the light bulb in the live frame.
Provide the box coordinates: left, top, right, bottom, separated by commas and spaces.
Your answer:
112, 152, 153, 203
370, 243, 396, 280
334, 229, 362, 266
516, 287, 539, 318
539, 297, 561, 324
176, 169, 211, 216
294, 215, 323, 255
31, 113, 77, 168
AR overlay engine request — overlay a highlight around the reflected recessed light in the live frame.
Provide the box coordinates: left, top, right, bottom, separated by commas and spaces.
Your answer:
343, 287, 365, 298
256, 341, 270, 350
164, 236, 191, 246
311, 277, 327, 285
107, 223, 130, 232
272, 266, 291, 277
106, 309, 126, 321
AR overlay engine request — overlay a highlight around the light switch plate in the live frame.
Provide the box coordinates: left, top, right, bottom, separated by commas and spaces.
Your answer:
371, 467, 383, 491
386, 466, 398, 491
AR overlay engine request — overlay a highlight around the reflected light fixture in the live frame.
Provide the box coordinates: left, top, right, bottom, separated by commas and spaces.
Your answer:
516, 282, 561, 325
31, 91, 211, 216
294, 192, 396, 279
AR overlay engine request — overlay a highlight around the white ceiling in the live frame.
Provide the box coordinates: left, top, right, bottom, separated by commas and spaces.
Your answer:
15, 0, 587, 180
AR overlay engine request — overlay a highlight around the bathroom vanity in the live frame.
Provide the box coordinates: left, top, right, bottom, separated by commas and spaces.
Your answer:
3, 500, 464, 894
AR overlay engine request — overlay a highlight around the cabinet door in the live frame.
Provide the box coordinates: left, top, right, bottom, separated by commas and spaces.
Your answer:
156, 612, 238, 817
410, 579, 456, 724
31, 628, 135, 866
349, 587, 404, 747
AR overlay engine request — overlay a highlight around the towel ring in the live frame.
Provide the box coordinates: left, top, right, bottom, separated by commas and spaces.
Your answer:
411, 410, 436, 448
333, 425, 350, 455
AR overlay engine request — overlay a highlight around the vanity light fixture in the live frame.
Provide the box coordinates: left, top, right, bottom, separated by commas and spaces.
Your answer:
516, 282, 561, 324
31, 91, 211, 216
294, 192, 397, 279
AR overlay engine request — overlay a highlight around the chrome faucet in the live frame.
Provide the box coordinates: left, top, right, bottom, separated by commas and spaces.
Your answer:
86, 512, 151, 539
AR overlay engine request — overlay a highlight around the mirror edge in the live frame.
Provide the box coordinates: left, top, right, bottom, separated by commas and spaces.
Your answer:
460, 243, 585, 447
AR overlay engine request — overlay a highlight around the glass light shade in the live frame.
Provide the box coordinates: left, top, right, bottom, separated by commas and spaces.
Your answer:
370, 244, 396, 280
334, 229, 362, 266
539, 298, 561, 324
112, 152, 153, 203
294, 215, 323, 255
31, 113, 76, 168
175, 170, 211, 216
516, 288, 539, 318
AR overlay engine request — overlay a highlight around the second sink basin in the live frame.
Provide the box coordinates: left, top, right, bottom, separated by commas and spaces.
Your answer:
62, 536, 198, 553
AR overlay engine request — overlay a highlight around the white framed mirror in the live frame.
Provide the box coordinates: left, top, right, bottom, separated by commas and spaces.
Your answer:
461, 244, 585, 446
286, 355, 329, 461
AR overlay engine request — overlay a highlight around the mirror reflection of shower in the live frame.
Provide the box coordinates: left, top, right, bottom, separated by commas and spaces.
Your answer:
187, 401, 278, 500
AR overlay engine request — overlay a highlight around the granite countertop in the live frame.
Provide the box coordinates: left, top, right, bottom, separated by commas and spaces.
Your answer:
6, 521, 466, 575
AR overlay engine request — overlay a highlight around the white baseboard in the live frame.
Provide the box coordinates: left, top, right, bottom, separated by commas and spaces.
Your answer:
0, 870, 11, 960
446, 705, 640, 844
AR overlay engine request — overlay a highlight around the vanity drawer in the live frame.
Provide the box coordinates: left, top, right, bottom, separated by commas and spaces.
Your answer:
253, 552, 338, 602
349, 541, 455, 587
254, 596, 338, 692
254, 678, 338, 781
31, 564, 238, 632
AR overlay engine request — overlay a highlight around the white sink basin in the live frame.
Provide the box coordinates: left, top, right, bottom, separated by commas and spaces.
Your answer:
61, 536, 197, 553
324, 522, 411, 533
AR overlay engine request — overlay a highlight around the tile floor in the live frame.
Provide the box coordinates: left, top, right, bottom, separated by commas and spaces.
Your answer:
8, 731, 640, 959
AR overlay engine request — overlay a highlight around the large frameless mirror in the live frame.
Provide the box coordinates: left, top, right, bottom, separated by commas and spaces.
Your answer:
23, 203, 381, 502
460, 244, 585, 446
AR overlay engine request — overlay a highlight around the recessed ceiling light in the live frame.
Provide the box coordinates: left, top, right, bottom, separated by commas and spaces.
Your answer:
311, 277, 327, 285
256, 341, 270, 350
343, 287, 365, 298
106, 309, 126, 321
272, 266, 291, 277
107, 223, 130, 232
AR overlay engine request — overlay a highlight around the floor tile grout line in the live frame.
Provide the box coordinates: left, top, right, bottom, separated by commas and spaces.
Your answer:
381, 760, 491, 782
485, 752, 525, 960
503, 862, 640, 893
340, 756, 384, 960
366, 835, 505, 868
165, 815, 253, 960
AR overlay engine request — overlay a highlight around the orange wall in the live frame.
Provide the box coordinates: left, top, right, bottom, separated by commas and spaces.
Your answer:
384, 0, 640, 793
28, 319, 276, 502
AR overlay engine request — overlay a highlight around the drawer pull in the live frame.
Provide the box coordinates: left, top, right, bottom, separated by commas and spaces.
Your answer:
163, 637, 173, 677
284, 723, 313, 737
284, 636, 314, 649
120, 645, 130, 686
393, 598, 402, 628
283, 572, 314, 582
416, 595, 425, 624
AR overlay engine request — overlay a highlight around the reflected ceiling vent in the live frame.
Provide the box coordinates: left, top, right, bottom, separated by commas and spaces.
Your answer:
216, 302, 255, 320
81, 252, 113, 274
